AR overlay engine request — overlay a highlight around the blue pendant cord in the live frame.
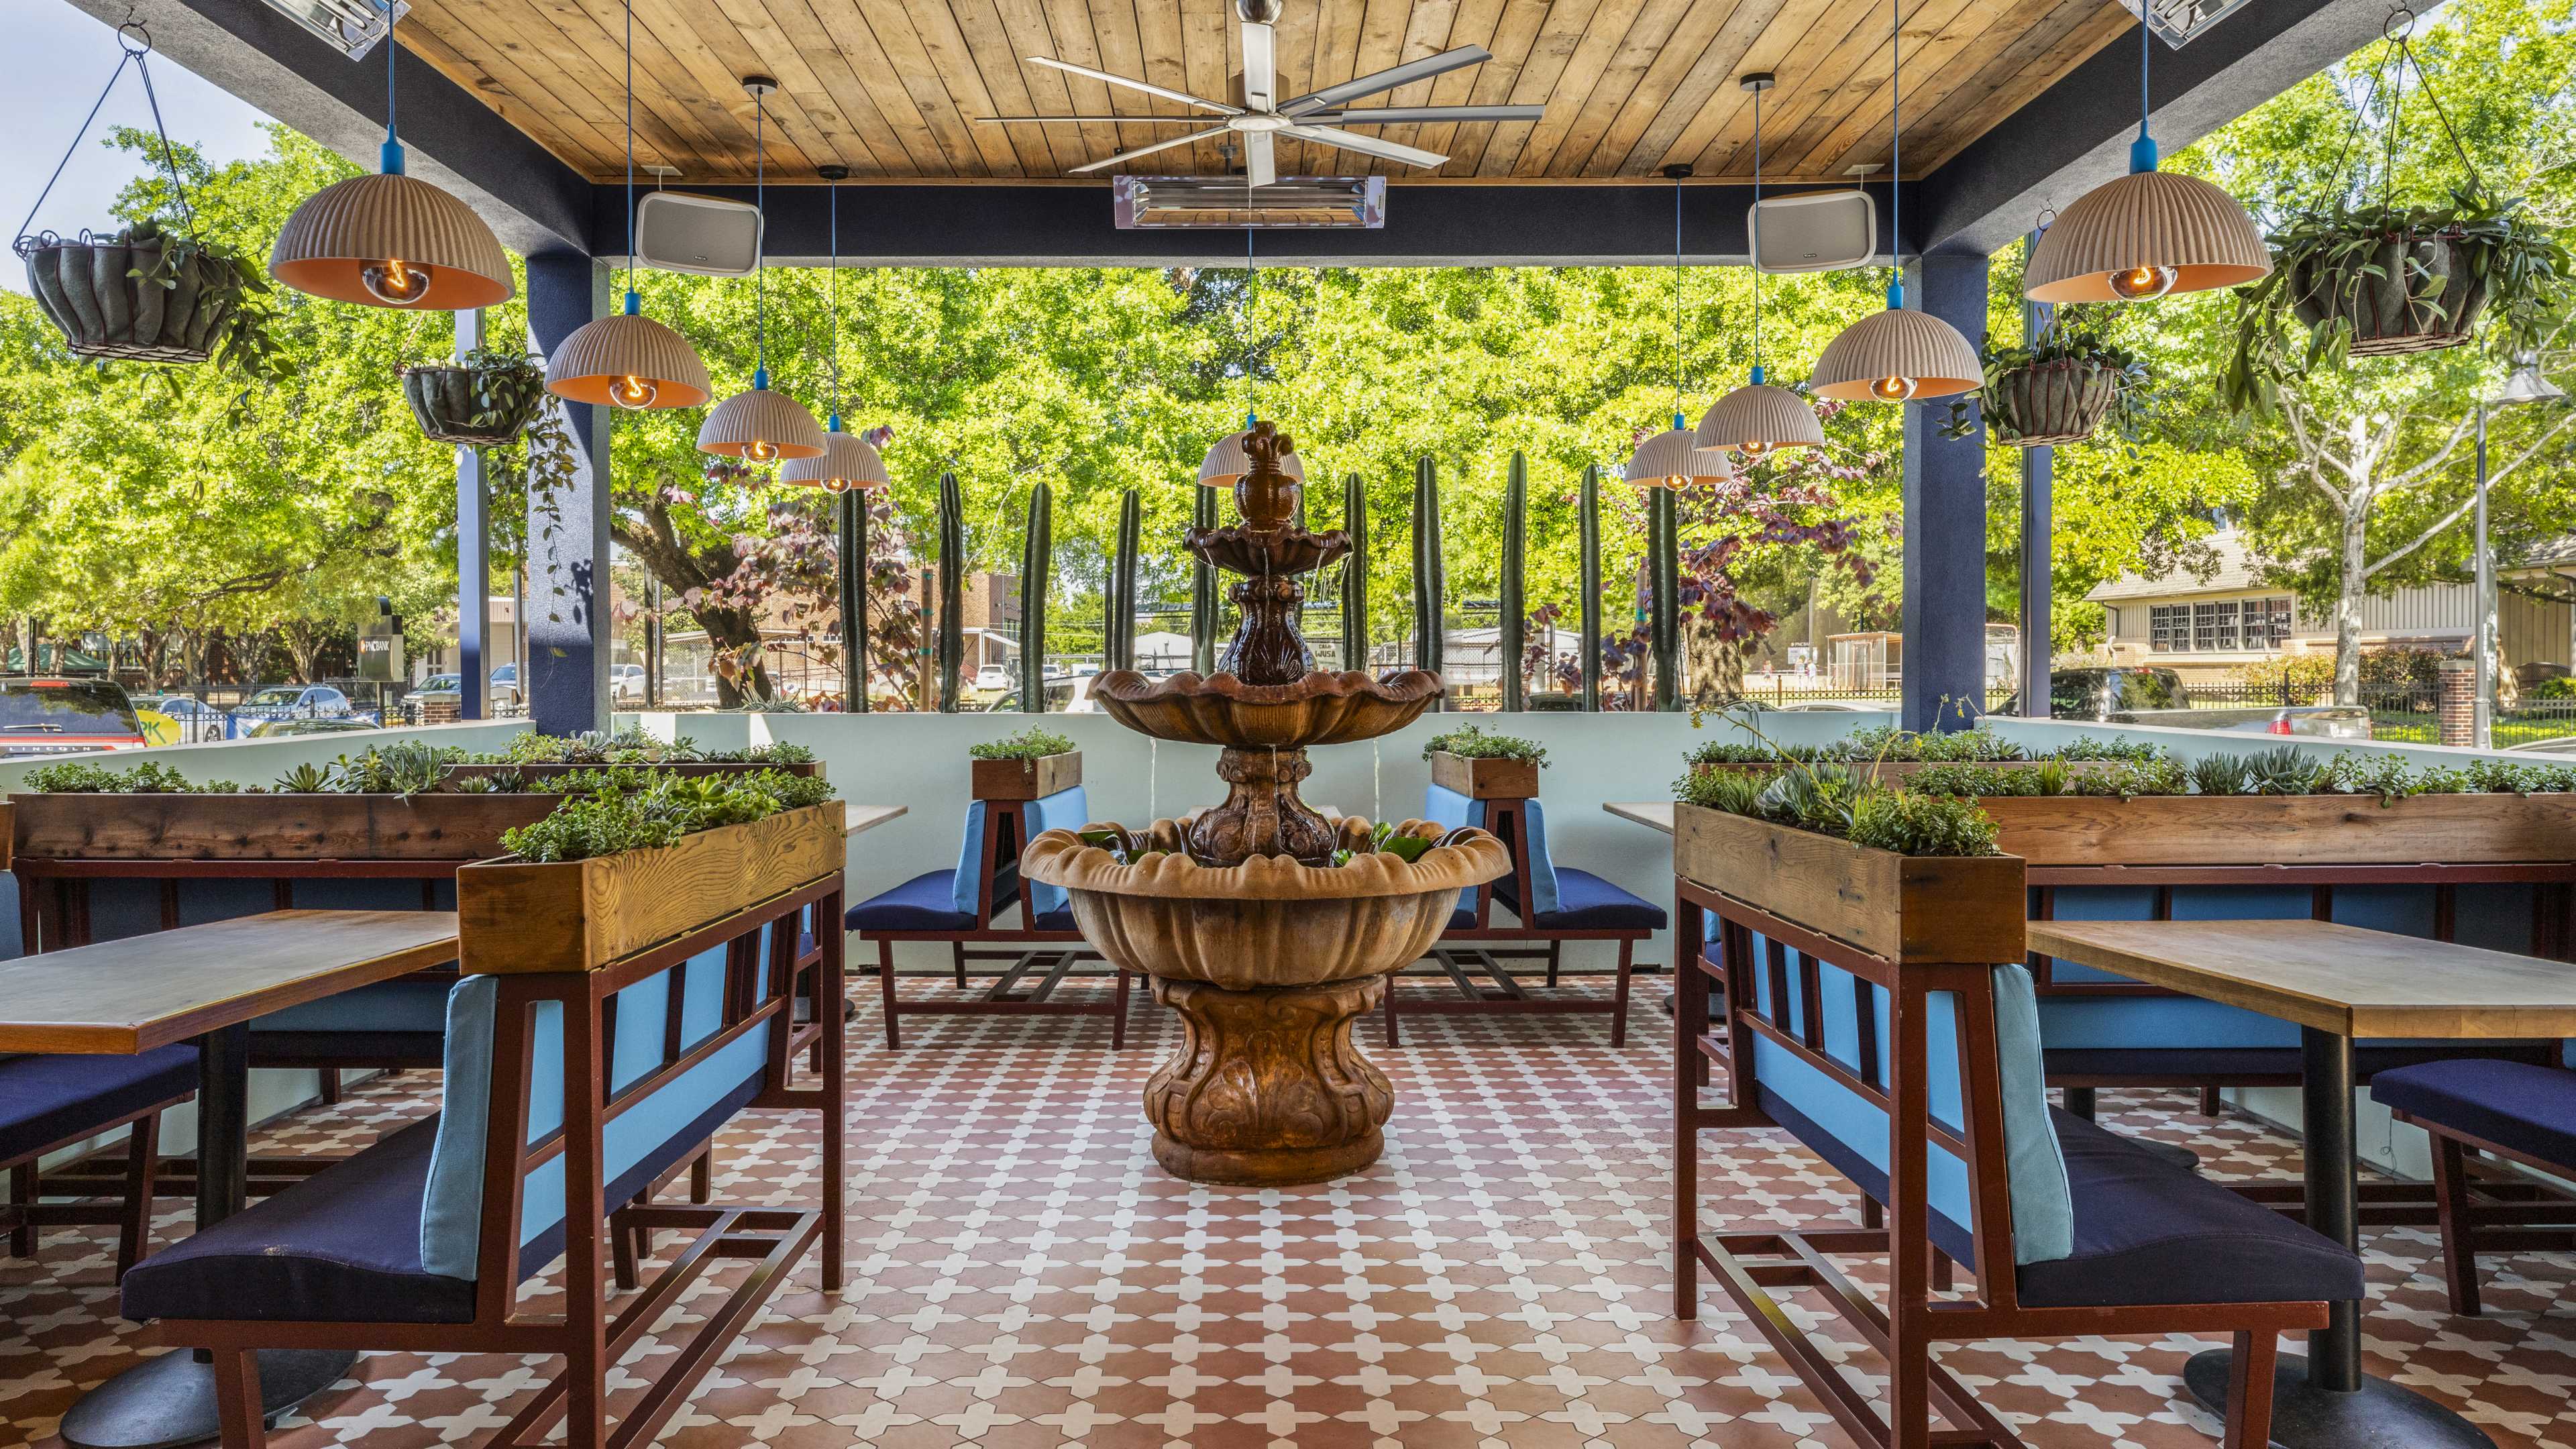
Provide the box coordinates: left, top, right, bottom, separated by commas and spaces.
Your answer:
1886, 0, 1902, 311
826, 178, 841, 429
1672, 171, 1684, 433
1244, 225, 1256, 429
751, 91, 768, 390
1750, 85, 1764, 386
2130, 17, 2159, 174
380, 9, 404, 173
623, 0, 638, 311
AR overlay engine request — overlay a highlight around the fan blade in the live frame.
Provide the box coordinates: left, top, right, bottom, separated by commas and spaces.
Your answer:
1030, 56, 1239, 115
1299, 104, 1546, 124
1241, 22, 1277, 112
1246, 129, 1277, 187
1280, 46, 1491, 116
1069, 124, 1234, 174
1281, 124, 1447, 169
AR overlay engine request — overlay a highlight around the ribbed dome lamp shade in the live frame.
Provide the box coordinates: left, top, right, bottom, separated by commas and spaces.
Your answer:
269, 21, 511, 310
781, 422, 888, 489
545, 0, 709, 409
2026, 19, 2269, 303
1199, 429, 1304, 487
547, 302, 710, 408
1623, 425, 1736, 487
1695, 381, 1824, 458
698, 380, 826, 461
1809, 307, 1983, 402
2023, 168, 2270, 303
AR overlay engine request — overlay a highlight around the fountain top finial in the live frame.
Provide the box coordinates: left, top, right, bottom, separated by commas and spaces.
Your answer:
1234, 419, 1300, 533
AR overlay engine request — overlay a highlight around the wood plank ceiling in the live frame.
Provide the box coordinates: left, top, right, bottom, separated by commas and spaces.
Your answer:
399, 0, 2135, 186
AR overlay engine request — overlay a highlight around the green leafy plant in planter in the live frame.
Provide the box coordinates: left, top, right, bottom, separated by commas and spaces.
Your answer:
1421, 724, 1548, 767
1941, 308, 2151, 448
22, 759, 236, 794
498, 769, 837, 863
970, 727, 1076, 761
402, 346, 580, 543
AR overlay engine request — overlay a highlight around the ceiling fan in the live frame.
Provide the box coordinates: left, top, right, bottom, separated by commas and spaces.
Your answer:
977, 0, 1542, 186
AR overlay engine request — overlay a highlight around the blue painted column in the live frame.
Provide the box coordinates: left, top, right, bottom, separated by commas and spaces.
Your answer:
2017, 230, 2053, 718
454, 307, 491, 720
1900, 250, 1991, 733
523, 252, 612, 735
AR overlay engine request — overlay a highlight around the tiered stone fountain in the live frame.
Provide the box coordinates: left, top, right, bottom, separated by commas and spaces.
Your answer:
1020, 422, 1507, 1186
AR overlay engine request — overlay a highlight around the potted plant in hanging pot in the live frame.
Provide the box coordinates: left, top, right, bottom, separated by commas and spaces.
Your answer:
16, 216, 277, 375
402, 345, 551, 447
1943, 309, 2151, 447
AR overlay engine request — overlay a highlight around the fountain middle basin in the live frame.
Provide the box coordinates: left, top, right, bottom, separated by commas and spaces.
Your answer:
1022, 818, 1507, 1185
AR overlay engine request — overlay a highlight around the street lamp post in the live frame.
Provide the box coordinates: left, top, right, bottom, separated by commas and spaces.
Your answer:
2475, 357, 2567, 749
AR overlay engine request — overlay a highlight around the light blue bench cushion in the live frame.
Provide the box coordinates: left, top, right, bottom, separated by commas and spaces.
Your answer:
420, 938, 769, 1279
1420, 786, 1563, 918
1746, 934, 2071, 1266
1514, 798, 1563, 918
1021, 786, 1092, 921
950, 800, 995, 917
1423, 785, 1486, 916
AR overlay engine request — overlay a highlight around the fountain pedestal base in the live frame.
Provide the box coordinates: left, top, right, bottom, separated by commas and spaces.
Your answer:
1144, 975, 1393, 1187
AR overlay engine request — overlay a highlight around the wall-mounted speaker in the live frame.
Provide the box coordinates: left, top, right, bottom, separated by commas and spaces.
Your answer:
1749, 189, 1876, 274
635, 191, 764, 276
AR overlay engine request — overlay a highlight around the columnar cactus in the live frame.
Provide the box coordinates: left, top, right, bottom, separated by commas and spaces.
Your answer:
1650, 485, 1680, 712
1579, 464, 1603, 712
1499, 452, 1527, 712
936, 472, 965, 712
1106, 488, 1140, 672
1191, 479, 1219, 675
1340, 472, 1368, 674
1019, 481, 1053, 712
1411, 457, 1444, 703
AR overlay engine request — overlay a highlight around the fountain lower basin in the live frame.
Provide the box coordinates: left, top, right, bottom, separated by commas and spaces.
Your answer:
1022, 820, 1509, 1185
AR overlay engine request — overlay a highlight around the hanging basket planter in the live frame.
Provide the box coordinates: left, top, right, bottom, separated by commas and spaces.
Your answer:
1981, 358, 2122, 447
17, 225, 246, 366
402, 364, 543, 446
2287, 231, 2489, 358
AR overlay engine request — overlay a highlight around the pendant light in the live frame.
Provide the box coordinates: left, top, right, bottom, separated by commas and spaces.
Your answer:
545, 0, 709, 409
1808, 0, 1982, 404
1695, 74, 1826, 462
2024, 19, 2269, 303
1626, 166, 1737, 488
1199, 225, 1303, 486
699, 76, 826, 462
269, 10, 511, 309
782, 166, 890, 491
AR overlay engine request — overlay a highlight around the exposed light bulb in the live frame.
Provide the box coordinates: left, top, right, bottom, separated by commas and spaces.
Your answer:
2108, 264, 2180, 301
610, 374, 659, 410
1737, 439, 1771, 462
746, 438, 779, 463
1870, 374, 1920, 402
822, 476, 851, 493
360, 258, 432, 306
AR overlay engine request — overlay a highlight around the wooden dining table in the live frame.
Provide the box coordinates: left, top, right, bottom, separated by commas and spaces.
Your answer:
0, 908, 462, 1449
2027, 917, 2576, 1449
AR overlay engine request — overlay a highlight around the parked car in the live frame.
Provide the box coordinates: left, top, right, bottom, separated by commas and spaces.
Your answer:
0, 677, 148, 757
979, 675, 1097, 713
231, 684, 361, 727
246, 716, 382, 738
131, 694, 227, 744
490, 663, 523, 707
2000, 667, 2371, 739
972, 665, 1010, 694
611, 663, 648, 702
408, 674, 463, 715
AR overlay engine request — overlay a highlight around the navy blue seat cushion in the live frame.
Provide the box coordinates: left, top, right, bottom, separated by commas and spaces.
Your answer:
246, 1030, 446, 1066
1760, 1093, 2359, 1308
1499, 868, 1664, 930
1031, 904, 1076, 933
2048, 1041, 2558, 1084
0, 1046, 197, 1166
2016, 1108, 2363, 1308
123, 1081, 759, 1327
2374, 1058, 2576, 1167
120, 1118, 472, 1325
847, 869, 1018, 933
1448, 902, 1476, 931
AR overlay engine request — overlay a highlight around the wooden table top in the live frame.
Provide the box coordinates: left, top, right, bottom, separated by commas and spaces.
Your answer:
0, 910, 462, 1055
846, 804, 907, 838
1604, 801, 1676, 836
2026, 918, 2576, 1040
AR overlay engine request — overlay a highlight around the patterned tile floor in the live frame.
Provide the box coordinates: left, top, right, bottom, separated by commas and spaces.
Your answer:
8, 982, 2576, 1448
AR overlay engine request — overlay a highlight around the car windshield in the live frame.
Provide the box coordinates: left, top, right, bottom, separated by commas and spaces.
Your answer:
246, 688, 303, 706
421, 676, 459, 690
2113, 671, 2185, 710
0, 680, 141, 735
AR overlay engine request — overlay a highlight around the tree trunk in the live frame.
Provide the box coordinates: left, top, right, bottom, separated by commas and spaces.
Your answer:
692, 603, 773, 708
2332, 502, 2368, 707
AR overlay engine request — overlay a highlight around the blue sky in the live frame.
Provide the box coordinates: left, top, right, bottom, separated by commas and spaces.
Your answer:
1, 0, 272, 293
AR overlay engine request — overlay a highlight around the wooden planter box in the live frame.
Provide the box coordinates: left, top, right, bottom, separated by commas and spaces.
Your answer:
440, 759, 824, 785
1692, 759, 2092, 786
1430, 751, 1540, 800
9, 792, 557, 862
1674, 803, 2025, 965
970, 751, 1079, 801
458, 802, 845, 973
1977, 792, 2576, 868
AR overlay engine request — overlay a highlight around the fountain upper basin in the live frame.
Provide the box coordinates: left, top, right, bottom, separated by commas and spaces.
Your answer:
1089, 669, 1442, 750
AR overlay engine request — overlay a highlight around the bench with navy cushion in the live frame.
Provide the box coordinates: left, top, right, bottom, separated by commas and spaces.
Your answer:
2373, 1057, 2576, 1316
119, 869, 844, 1449
2, 1046, 195, 1278
1386, 783, 1664, 1046
844, 787, 1129, 1049
2031, 874, 2568, 1118
1676, 885, 2354, 1449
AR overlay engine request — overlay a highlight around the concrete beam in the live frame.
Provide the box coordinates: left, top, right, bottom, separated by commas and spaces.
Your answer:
600, 181, 1898, 268
1913, 0, 2390, 259
70, 0, 594, 258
